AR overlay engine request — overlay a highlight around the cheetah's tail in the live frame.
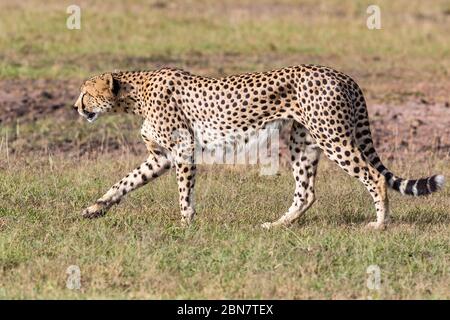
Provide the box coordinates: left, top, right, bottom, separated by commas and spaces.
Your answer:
351, 84, 445, 196
357, 139, 445, 196
374, 162, 445, 196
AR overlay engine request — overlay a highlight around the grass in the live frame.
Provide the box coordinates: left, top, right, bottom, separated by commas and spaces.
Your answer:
0, 114, 142, 157
0, 151, 448, 299
0, 0, 449, 83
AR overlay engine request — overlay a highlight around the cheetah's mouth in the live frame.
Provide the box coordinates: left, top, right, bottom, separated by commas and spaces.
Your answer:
77, 92, 99, 122
86, 112, 98, 123
79, 109, 98, 122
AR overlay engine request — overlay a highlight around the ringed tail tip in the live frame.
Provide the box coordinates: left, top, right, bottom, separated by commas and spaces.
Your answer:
435, 174, 445, 190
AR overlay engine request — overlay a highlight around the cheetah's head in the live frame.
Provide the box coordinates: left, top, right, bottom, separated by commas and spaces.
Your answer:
74, 73, 120, 122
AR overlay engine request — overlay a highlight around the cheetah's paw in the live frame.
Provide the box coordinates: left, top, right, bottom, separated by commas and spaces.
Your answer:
82, 203, 108, 219
261, 222, 272, 229
365, 221, 387, 230
180, 208, 195, 227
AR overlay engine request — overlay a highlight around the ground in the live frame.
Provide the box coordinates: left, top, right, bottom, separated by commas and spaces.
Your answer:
0, 0, 449, 299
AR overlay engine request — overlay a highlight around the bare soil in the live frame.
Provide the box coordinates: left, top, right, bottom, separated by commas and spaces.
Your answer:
0, 79, 79, 124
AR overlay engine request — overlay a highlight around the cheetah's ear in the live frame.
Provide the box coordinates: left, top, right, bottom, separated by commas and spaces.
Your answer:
103, 73, 120, 96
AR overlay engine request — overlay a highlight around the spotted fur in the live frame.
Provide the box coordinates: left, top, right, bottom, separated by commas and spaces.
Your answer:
74, 65, 445, 229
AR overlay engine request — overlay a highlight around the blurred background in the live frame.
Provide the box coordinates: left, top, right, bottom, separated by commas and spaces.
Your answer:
0, 1, 449, 299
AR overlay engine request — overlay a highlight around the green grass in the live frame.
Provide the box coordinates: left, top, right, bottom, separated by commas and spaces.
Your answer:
0, 114, 142, 156
0, 152, 448, 299
0, 0, 449, 81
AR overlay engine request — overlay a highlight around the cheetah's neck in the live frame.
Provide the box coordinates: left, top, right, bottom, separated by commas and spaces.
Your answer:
111, 71, 156, 117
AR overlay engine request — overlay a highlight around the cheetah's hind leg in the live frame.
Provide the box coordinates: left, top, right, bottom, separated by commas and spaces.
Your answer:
262, 122, 321, 229
317, 137, 390, 230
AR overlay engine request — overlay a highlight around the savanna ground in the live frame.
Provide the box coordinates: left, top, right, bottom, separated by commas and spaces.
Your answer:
0, 0, 449, 299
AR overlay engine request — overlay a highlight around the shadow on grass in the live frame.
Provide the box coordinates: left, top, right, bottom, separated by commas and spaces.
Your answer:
297, 208, 450, 227
394, 208, 450, 225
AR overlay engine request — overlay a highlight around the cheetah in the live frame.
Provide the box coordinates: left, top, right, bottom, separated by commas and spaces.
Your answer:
73, 65, 445, 229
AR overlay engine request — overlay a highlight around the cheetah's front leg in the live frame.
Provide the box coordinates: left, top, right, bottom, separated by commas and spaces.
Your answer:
82, 152, 171, 218
175, 161, 197, 226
